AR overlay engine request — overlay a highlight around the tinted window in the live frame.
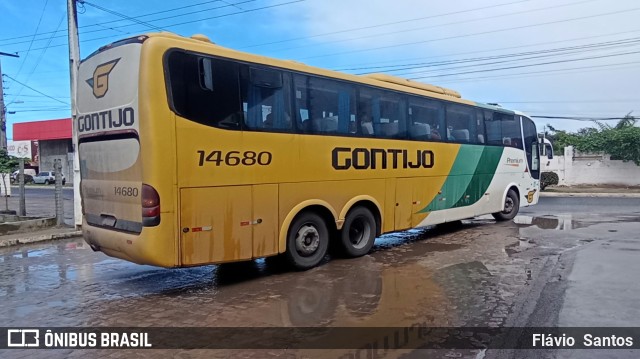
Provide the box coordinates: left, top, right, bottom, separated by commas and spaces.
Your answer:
446, 104, 476, 143
484, 111, 502, 145
166, 51, 243, 129
358, 88, 405, 139
499, 113, 522, 149
522, 116, 540, 179
294, 75, 356, 135
408, 96, 445, 141
241, 67, 292, 132
475, 110, 486, 144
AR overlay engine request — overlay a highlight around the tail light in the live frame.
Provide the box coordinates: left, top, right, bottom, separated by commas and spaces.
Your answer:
141, 184, 160, 227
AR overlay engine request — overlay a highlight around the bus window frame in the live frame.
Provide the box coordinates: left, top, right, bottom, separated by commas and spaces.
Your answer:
163, 48, 526, 150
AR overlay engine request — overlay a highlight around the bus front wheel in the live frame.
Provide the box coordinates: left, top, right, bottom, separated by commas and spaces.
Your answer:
492, 189, 520, 221
286, 212, 329, 270
339, 206, 376, 257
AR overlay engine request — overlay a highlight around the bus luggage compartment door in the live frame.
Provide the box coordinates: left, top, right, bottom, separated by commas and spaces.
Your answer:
180, 186, 253, 265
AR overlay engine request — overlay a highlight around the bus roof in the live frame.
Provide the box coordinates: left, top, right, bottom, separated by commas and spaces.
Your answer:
88, 32, 522, 114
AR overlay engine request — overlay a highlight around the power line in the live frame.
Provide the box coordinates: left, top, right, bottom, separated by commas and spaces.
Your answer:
9, 15, 66, 103
10, 0, 304, 53
333, 28, 640, 71
0, 0, 260, 47
298, 7, 640, 61
82, 1, 165, 32
13, 0, 49, 78
2, 74, 70, 105
0, 0, 225, 43
489, 100, 640, 104
262, 0, 600, 55
531, 115, 634, 120
356, 37, 640, 75
239, 0, 533, 50
362, 38, 640, 77
410, 49, 640, 80
12, 108, 70, 113
434, 62, 640, 84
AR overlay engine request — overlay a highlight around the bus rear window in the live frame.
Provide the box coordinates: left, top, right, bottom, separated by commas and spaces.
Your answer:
79, 138, 141, 177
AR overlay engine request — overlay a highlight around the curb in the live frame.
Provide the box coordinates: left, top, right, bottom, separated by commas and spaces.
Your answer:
540, 192, 640, 198
0, 230, 83, 248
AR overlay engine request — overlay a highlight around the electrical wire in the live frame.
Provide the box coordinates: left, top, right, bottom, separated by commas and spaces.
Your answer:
239, 0, 534, 49
9, 15, 66, 103
0, 0, 260, 47
333, 28, 640, 71
10, 0, 304, 53
13, 0, 49, 77
355, 37, 640, 75
261, 0, 600, 55
410, 49, 640, 80
298, 7, 640, 61
2, 74, 70, 105
82, 1, 164, 31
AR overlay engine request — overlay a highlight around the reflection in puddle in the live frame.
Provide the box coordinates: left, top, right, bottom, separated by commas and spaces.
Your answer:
514, 214, 589, 230
515, 214, 640, 231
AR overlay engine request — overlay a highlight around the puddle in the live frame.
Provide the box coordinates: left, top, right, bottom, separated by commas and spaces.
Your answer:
514, 215, 593, 231
515, 213, 640, 233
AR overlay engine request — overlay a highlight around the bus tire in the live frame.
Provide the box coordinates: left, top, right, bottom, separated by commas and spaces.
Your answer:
339, 206, 376, 257
492, 189, 520, 221
285, 212, 329, 270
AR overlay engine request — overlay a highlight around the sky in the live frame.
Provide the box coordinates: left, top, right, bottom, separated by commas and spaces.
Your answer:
1, 0, 639, 140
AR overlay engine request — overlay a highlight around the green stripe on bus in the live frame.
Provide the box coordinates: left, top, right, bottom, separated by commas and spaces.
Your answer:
418, 145, 484, 213
452, 146, 504, 208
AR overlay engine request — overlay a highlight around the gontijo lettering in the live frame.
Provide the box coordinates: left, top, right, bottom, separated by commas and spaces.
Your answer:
332, 147, 434, 170
77, 106, 135, 133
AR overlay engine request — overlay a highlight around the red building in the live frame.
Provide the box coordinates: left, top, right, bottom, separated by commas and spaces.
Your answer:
12, 118, 73, 182
13, 118, 72, 142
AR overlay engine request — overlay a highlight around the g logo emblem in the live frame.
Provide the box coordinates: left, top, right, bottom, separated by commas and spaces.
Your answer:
527, 189, 537, 204
86, 58, 120, 98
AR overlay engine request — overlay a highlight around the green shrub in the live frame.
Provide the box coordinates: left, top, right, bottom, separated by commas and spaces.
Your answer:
541, 172, 559, 190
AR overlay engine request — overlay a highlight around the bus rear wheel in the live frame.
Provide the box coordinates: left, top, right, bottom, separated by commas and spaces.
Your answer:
339, 206, 376, 257
492, 189, 520, 221
286, 212, 329, 270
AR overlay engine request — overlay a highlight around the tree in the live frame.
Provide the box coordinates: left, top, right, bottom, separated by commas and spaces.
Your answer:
0, 149, 20, 213
546, 114, 640, 165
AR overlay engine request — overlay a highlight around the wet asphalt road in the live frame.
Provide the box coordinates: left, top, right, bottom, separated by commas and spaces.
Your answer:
7, 186, 75, 226
1, 197, 639, 358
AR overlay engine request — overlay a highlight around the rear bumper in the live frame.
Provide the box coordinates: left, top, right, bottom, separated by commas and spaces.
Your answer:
82, 218, 177, 267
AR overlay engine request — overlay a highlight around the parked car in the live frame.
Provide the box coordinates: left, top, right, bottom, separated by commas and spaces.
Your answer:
10, 169, 36, 184
33, 171, 66, 185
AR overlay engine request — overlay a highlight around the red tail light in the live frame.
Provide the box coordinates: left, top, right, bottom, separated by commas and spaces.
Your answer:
141, 184, 160, 226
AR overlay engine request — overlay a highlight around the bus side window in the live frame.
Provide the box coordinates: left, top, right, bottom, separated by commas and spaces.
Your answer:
476, 110, 486, 144
500, 113, 522, 149
408, 96, 444, 141
294, 75, 355, 135
241, 67, 292, 132
445, 103, 475, 143
166, 51, 243, 129
358, 88, 405, 139
485, 111, 502, 145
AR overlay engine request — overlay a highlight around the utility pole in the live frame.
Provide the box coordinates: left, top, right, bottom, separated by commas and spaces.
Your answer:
67, 0, 82, 228
0, 51, 20, 150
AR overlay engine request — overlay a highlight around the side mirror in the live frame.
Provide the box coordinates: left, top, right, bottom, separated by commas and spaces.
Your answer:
545, 143, 553, 159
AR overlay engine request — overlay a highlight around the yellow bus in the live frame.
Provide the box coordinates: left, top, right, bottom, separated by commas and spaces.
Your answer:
78, 32, 542, 269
